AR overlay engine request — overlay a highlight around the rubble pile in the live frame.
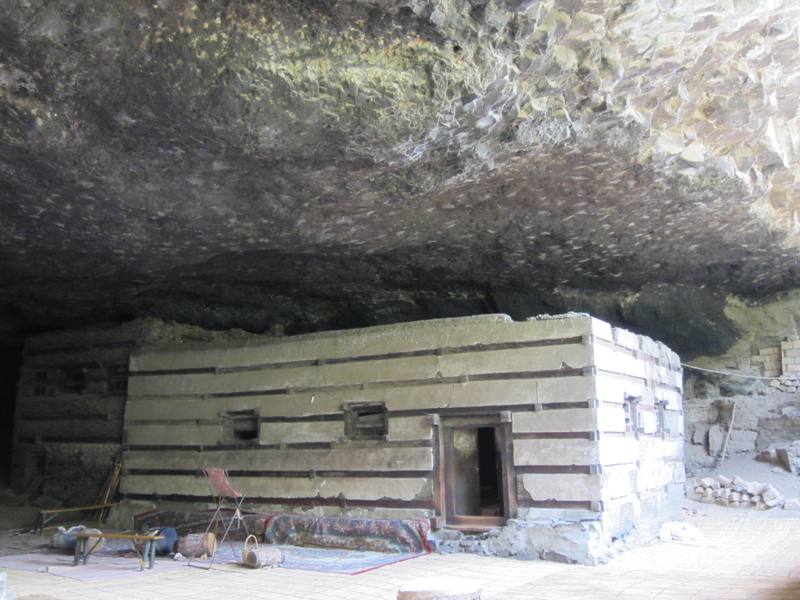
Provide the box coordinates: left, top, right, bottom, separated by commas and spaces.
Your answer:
769, 375, 800, 393
688, 475, 800, 510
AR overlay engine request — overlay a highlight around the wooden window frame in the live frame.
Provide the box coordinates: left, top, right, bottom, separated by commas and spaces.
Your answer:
224, 409, 260, 444
344, 402, 388, 441
624, 394, 641, 438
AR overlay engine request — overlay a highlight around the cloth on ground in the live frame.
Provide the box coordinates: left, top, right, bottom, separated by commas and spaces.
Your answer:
207, 542, 422, 575
263, 514, 431, 554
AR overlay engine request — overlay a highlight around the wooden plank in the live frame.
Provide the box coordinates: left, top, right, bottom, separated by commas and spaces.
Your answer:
518, 473, 601, 501
259, 416, 433, 445
259, 421, 343, 445
500, 422, 517, 519
120, 474, 432, 501
437, 344, 591, 378
124, 496, 435, 517
513, 439, 599, 465
128, 345, 591, 397
130, 315, 595, 371
125, 377, 593, 422
123, 446, 434, 472
512, 408, 595, 434
39, 502, 117, 516
125, 366, 284, 397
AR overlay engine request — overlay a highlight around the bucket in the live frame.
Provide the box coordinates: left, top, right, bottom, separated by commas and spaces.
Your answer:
147, 527, 178, 555
241, 535, 283, 569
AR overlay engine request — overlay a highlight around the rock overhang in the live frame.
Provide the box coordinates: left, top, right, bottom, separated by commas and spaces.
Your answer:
1, 0, 800, 348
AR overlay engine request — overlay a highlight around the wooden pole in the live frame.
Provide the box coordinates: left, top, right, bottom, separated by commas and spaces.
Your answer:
717, 399, 737, 467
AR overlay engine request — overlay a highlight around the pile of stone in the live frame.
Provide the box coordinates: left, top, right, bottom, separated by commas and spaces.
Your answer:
769, 374, 800, 393
688, 475, 798, 510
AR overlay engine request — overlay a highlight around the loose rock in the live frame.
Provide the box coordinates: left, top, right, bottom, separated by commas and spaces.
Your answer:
783, 498, 800, 511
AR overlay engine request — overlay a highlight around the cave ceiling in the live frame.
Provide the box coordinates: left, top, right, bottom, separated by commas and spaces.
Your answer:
2, 0, 800, 350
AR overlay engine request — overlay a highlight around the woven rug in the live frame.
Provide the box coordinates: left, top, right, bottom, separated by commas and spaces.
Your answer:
264, 514, 432, 554
208, 542, 423, 575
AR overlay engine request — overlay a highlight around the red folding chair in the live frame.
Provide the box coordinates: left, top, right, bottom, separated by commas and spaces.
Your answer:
189, 468, 250, 569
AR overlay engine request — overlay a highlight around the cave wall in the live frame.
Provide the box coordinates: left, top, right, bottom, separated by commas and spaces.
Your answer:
681, 291, 800, 474
11, 318, 259, 504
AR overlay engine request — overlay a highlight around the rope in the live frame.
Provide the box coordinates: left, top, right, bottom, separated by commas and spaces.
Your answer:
681, 363, 778, 380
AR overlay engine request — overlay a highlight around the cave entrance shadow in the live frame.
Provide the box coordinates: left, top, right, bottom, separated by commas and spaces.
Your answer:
0, 345, 22, 486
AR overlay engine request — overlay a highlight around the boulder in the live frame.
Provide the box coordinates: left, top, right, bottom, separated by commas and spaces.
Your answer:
700, 477, 719, 489
763, 484, 782, 501
783, 498, 800, 511
658, 522, 704, 543
745, 481, 766, 496
776, 448, 792, 472
763, 484, 784, 508
692, 425, 710, 446
708, 424, 725, 456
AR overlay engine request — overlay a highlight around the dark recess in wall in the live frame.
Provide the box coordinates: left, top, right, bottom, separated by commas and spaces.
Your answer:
0, 345, 22, 484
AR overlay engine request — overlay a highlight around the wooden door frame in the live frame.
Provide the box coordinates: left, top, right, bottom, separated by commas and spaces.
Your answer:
432, 412, 517, 529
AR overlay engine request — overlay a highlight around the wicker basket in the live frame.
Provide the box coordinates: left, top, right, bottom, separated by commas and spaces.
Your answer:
241, 535, 283, 569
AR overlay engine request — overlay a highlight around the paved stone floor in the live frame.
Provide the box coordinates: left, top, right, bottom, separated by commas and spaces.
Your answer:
4, 514, 800, 600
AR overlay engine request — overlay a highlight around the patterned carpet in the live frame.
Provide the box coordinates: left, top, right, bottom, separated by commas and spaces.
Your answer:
209, 542, 423, 574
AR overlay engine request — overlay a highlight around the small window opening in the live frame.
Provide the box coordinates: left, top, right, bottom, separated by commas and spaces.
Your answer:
344, 402, 388, 440
225, 409, 259, 442
656, 400, 666, 435
623, 395, 640, 436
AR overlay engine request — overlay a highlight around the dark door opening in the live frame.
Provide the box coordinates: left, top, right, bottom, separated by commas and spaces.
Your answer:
477, 427, 502, 516
445, 425, 505, 523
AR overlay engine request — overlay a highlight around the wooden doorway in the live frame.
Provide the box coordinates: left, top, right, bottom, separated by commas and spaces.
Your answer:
437, 415, 516, 529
